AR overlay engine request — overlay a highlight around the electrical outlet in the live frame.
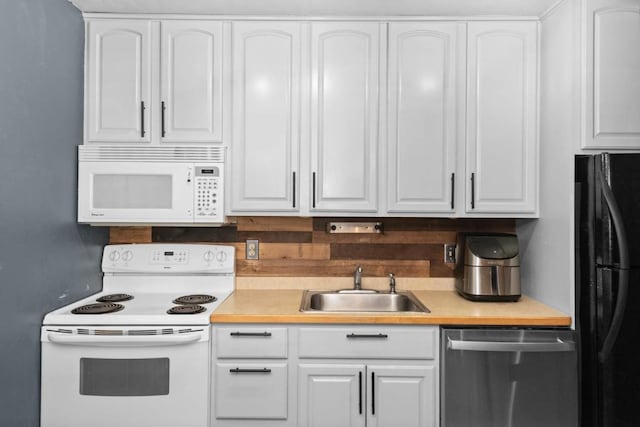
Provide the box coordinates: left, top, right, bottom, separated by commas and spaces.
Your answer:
444, 243, 456, 263
246, 240, 259, 260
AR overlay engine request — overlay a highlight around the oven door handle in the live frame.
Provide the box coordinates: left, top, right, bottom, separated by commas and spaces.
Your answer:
47, 332, 204, 347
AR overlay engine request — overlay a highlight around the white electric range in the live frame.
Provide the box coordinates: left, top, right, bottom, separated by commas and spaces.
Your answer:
41, 243, 235, 427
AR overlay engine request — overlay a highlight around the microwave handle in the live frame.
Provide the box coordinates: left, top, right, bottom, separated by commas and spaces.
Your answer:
47, 332, 203, 347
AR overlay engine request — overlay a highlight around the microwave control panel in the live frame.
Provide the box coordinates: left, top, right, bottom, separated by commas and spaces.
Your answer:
194, 165, 223, 222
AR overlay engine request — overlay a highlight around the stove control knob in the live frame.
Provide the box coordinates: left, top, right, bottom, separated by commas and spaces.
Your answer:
121, 250, 133, 262
203, 250, 215, 262
108, 250, 120, 262
215, 251, 227, 262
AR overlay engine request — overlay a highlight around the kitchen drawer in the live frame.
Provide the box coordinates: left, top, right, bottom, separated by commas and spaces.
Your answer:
215, 363, 288, 419
298, 326, 438, 360
215, 326, 288, 358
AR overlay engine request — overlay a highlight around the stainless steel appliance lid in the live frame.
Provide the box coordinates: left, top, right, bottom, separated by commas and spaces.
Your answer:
467, 235, 518, 259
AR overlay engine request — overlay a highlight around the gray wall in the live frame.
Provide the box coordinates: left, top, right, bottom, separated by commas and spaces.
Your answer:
0, 1, 108, 425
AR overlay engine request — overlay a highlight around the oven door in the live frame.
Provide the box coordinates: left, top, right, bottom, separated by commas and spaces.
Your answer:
40, 327, 209, 427
78, 161, 194, 224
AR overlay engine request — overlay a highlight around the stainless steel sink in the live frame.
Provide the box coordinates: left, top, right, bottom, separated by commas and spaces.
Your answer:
299, 290, 430, 313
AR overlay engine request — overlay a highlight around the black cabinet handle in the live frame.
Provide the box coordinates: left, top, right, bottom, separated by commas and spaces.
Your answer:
358, 371, 363, 414
450, 172, 455, 209
312, 172, 317, 208
371, 371, 375, 415
140, 101, 146, 138
470, 172, 475, 209
161, 101, 166, 137
229, 368, 271, 374
292, 171, 297, 208
346, 333, 388, 339
229, 331, 272, 337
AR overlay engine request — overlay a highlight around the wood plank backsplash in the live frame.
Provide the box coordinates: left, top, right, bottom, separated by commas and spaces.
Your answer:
109, 217, 515, 277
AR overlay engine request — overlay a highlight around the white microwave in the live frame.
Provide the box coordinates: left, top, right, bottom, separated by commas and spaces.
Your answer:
78, 146, 226, 225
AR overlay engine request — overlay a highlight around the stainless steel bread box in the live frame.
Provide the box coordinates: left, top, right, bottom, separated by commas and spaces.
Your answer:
456, 234, 521, 301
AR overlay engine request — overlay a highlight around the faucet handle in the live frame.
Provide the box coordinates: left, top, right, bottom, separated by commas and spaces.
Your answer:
388, 273, 396, 294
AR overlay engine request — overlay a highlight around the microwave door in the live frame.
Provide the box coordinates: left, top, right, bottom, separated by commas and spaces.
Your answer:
78, 162, 193, 223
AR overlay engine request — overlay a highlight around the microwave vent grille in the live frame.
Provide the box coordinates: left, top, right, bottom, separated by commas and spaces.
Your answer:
79, 146, 225, 162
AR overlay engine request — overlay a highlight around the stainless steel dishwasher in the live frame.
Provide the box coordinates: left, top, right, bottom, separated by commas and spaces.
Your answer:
441, 328, 578, 427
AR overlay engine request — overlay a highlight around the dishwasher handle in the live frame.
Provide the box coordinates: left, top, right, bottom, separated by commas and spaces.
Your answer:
447, 337, 575, 352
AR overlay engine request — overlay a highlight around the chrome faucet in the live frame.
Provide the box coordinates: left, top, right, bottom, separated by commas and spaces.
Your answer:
389, 273, 396, 294
354, 265, 363, 290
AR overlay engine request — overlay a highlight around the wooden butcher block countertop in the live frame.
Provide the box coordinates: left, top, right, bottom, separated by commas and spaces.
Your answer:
210, 279, 571, 326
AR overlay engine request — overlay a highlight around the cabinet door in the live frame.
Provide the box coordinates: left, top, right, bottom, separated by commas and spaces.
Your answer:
86, 20, 151, 142
387, 22, 460, 213
160, 21, 223, 143
584, 0, 640, 148
310, 22, 380, 213
229, 22, 301, 213
298, 364, 366, 427
368, 366, 437, 427
466, 22, 538, 214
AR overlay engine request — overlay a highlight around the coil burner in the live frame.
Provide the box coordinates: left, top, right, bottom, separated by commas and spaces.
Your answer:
167, 305, 206, 315
96, 293, 133, 303
173, 294, 217, 305
71, 303, 125, 314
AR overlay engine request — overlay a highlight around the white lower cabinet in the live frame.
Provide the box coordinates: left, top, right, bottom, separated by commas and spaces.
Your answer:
297, 325, 439, 427
298, 364, 366, 427
211, 326, 292, 426
298, 364, 436, 427
211, 324, 439, 427
369, 365, 437, 427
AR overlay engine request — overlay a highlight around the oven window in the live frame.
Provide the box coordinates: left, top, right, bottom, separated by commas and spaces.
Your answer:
80, 358, 170, 396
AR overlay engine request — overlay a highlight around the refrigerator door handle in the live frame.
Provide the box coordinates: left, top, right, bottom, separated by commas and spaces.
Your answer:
598, 162, 630, 363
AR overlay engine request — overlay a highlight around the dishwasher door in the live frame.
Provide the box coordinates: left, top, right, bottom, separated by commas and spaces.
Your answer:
441, 328, 578, 427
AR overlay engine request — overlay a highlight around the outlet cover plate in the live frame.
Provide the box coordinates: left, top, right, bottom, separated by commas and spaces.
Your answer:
246, 240, 259, 260
444, 243, 456, 263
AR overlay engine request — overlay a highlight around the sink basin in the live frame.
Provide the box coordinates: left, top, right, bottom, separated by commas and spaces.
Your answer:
299, 290, 430, 313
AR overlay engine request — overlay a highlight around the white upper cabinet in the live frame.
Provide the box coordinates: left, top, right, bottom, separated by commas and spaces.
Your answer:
229, 22, 301, 213
85, 19, 223, 144
387, 22, 461, 214
160, 21, 222, 143
465, 21, 538, 214
82, 16, 541, 217
87, 20, 151, 143
584, 0, 640, 149
309, 22, 381, 213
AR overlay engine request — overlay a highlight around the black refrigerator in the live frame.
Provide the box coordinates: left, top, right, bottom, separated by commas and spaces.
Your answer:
576, 153, 640, 427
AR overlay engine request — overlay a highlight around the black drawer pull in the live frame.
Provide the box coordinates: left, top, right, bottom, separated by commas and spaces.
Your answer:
229, 368, 272, 374
229, 331, 272, 337
346, 333, 389, 339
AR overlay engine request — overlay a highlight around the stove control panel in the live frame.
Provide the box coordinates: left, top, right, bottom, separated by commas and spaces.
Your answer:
151, 249, 188, 264
102, 244, 235, 274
